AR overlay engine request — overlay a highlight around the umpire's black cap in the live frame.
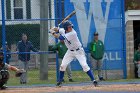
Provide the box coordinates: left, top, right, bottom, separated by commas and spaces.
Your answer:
94, 32, 99, 36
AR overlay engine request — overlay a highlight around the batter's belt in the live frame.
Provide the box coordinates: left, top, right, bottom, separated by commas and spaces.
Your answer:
70, 48, 80, 51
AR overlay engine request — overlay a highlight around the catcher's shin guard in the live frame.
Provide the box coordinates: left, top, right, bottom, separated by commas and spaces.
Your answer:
0, 70, 9, 88
0, 78, 9, 89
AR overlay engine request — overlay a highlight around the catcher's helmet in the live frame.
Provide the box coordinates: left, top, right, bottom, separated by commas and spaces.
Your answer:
0, 51, 4, 62
63, 20, 73, 31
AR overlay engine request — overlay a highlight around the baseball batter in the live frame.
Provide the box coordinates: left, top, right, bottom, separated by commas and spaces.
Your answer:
50, 20, 97, 87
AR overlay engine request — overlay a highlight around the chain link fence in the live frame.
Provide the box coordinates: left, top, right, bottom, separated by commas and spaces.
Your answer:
1, 0, 57, 85
0, 0, 126, 86
0, 0, 94, 86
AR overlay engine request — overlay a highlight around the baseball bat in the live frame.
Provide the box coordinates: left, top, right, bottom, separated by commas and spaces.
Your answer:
49, 10, 76, 33
58, 10, 76, 27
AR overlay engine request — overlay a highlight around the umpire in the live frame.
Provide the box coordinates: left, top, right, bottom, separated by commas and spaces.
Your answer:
89, 32, 105, 81
50, 40, 74, 82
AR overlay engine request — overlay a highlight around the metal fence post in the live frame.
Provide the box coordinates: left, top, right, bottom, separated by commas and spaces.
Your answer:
122, 0, 127, 79
54, 0, 59, 82
40, 0, 49, 80
1, 0, 6, 63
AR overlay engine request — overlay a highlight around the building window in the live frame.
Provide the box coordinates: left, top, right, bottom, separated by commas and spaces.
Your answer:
6, 0, 11, 19
14, 0, 23, 19
6, 0, 32, 20
26, 0, 31, 19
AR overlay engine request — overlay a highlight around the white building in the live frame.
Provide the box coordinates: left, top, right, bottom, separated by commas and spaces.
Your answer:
0, 0, 40, 20
125, 10, 140, 78
0, 0, 55, 25
0, 0, 56, 44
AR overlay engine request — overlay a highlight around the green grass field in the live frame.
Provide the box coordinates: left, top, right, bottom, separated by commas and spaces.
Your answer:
7, 69, 140, 86
7, 69, 90, 86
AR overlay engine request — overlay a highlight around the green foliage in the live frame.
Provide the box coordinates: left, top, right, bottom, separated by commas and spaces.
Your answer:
125, 0, 140, 10
0, 24, 40, 49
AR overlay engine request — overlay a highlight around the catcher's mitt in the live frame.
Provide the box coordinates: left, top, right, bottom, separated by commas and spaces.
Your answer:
15, 69, 25, 77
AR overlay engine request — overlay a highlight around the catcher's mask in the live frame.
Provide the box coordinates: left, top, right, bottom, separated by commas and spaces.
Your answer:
0, 52, 4, 63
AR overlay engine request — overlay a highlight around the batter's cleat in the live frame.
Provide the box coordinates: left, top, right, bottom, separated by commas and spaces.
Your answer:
56, 82, 62, 87
93, 80, 98, 87
0, 85, 8, 90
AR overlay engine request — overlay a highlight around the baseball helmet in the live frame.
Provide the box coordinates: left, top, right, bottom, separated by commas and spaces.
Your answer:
63, 20, 73, 31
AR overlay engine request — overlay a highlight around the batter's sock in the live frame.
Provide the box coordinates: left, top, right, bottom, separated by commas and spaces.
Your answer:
86, 70, 95, 81
59, 71, 65, 82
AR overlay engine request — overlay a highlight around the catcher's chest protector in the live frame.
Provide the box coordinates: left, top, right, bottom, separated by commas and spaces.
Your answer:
0, 64, 9, 84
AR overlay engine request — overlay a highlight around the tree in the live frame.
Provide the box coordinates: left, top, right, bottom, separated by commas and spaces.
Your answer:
125, 0, 140, 10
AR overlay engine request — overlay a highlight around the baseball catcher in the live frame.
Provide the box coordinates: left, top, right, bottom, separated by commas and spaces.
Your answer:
0, 51, 25, 90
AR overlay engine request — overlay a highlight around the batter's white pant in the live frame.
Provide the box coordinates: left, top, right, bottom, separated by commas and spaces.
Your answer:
60, 48, 90, 72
